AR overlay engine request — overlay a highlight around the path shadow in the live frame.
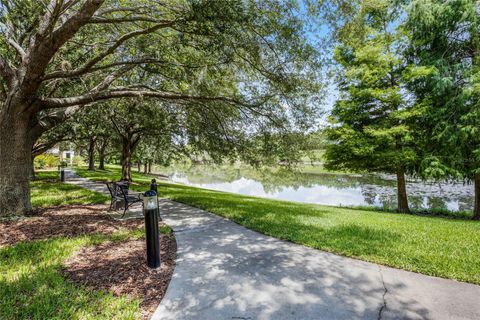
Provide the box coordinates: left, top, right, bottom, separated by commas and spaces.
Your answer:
155, 201, 431, 320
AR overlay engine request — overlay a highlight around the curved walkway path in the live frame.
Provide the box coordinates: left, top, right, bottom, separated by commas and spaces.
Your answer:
66, 170, 480, 320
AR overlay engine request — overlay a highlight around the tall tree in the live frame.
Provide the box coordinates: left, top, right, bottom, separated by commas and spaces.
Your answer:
69, 104, 112, 171
324, 0, 420, 213
96, 134, 112, 171
0, 0, 321, 217
404, 0, 480, 219
110, 99, 176, 181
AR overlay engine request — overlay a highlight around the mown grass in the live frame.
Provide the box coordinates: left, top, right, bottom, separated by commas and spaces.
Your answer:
1, 227, 173, 319
76, 165, 480, 285
31, 171, 109, 208
0, 230, 146, 319
0, 171, 170, 319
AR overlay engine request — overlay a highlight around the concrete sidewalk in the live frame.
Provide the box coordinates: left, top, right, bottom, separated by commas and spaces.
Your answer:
66, 170, 480, 320
153, 201, 480, 320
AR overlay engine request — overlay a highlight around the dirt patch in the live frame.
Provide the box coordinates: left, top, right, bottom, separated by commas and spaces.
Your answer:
63, 235, 177, 319
0, 205, 142, 247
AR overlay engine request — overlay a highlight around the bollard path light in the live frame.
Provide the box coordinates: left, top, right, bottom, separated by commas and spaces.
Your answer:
150, 179, 161, 220
150, 179, 158, 194
143, 190, 160, 268
59, 163, 66, 182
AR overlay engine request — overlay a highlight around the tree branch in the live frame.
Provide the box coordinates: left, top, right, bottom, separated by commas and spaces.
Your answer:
29, 106, 81, 142
6, 37, 26, 58
21, 0, 105, 97
40, 21, 176, 83
91, 65, 134, 92
89, 16, 172, 24
40, 89, 249, 109
37, 0, 61, 38
43, 57, 165, 80
32, 137, 69, 157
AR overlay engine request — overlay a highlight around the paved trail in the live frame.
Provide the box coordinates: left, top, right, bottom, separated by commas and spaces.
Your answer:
66, 170, 480, 320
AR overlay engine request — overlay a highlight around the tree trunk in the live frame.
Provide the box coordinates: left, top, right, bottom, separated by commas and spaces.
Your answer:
396, 168, 410, 214
137, 161, 141, 172
148, 160, 152, 174
473, 173, 480, 220
87, 137, 95, 171
98, 142, 106, 171
98, 154, 105, 171
0, 114, 34, 217
144, 162, 148, 174
121, 138, 134, 181
30, 155, 36, 180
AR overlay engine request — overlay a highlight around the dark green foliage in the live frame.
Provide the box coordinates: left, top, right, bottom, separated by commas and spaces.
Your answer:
404, 0, 480, 180
323, 0, 423, 212
404, 0, 480, 218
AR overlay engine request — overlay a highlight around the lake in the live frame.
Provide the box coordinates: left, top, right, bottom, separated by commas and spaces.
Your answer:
156, 165, 474, 212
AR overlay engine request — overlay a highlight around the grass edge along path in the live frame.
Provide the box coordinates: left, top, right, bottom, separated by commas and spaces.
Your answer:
1, 171, 167, 320
0, 228, 145, 320
75, 166, 480, 285
31, 171, 109, 208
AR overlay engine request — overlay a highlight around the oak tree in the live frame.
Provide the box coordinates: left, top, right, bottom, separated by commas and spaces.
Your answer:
0, 0, 321, 216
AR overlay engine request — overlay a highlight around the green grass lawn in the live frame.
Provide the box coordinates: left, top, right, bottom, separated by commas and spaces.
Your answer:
0, 233, 143, 320
76, 165, 480, 285
0, 171, 149, 319
31, 171, 109, 208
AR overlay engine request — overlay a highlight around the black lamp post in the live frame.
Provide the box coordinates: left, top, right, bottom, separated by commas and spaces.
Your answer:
150, 179, 161, 221
143, 190, 160, 268
59, 163, 65, 182
150, 179, 158, 193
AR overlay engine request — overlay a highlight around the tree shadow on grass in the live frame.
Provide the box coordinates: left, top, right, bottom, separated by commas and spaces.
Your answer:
165, 192, 403, 255
156, 201, 431, 320
31, 181, 109, 208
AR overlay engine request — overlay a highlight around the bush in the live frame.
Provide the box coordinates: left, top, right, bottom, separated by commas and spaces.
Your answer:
34, 154, 60, 169
72, 155, 86, 167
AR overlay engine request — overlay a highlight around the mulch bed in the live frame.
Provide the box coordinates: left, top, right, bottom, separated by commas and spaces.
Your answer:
63, 235, 176, 319
0, 205, 142, 247
0, 204, 177, 319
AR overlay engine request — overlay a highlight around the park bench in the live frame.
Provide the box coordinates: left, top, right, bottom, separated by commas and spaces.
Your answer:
106, 181, 143, 218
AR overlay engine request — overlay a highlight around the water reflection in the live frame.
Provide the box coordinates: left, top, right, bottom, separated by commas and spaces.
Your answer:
158, 165, 473, 212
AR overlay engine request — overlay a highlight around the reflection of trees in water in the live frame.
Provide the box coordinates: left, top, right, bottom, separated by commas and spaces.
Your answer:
169, 165, 242, 184
360, 184, 473, 211
166, 165, 474, 212
168, 165, 397, 191
241, 167, 396, 193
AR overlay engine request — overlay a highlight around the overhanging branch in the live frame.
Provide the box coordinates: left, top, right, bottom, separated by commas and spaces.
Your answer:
21, 0, 104, 98
40, 89, 251, 109
41, 21, 177, 82
89, 16, 172, 24
43, 58, 165, 80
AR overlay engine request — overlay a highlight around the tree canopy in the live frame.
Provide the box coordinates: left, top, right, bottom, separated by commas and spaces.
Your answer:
0, 0, 322, 216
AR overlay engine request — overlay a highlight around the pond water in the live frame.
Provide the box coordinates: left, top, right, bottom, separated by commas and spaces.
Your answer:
157, 165, 474, 212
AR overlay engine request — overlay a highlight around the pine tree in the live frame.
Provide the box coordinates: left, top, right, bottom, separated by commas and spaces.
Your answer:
404, 0, 480, 219
324, 0, 421, 213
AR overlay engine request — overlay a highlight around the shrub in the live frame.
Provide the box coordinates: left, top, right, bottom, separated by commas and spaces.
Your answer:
34, 154, 60, 169
72, 155, 86, 167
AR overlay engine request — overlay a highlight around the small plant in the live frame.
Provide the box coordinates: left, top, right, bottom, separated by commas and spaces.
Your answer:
34, 154, 60, 169
72, 155, 86, 167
